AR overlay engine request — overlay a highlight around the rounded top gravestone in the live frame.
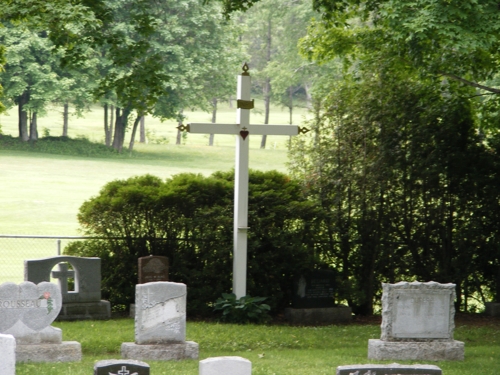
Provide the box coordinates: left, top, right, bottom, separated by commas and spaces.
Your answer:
0, 281, 62, 343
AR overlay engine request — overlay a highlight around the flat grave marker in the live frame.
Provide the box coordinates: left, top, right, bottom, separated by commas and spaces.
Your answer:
94, 359, 150, 375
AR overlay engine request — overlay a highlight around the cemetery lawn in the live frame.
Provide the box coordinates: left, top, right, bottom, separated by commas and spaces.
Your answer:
15, 316, 500, 375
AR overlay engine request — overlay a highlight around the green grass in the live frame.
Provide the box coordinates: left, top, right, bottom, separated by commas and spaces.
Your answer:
14, 319, 500, 375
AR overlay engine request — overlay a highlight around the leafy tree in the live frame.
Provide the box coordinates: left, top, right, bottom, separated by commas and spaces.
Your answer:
306, 0, 500, 96
289, 57, 500, 313
0, 26, 60, 140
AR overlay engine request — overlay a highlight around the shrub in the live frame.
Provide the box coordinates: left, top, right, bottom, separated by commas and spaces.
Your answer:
214, 293, 271, 324
65, 170, 326, 317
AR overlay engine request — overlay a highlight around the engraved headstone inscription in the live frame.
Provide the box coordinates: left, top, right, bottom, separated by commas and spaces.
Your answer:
94, 359, 150, 375
285, 270, 352, 325
292, 270, 336, 309
138, 256, 169, 284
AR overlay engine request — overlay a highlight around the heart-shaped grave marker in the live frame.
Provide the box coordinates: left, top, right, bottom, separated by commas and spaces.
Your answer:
0, 281, 61, 334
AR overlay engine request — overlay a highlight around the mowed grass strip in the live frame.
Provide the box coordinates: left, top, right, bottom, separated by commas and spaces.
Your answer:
14, 319, 500, 375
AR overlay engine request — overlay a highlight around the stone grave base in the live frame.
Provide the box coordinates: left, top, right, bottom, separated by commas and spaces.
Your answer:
284, 306, 352, 325
121, 341, 199, 361
368, 339, 464, 361
16, 341, 82, 363
485, 302, 500, 317
57, 300, 111, 321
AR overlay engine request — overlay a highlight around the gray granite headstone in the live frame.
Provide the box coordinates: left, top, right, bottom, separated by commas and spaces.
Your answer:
121, 281, 199, 361
0, 281, 82, 362
138, 256, 169, 284
94, 359, 150, 375
199, 356, 252, 375
380, 281, 455, 340
0, 281, 62, 344
336, 363, 442, 375
25, 256, 110, 320
25, 256, 102, 303
368, 281, 465, 361
135, 281, 186, 344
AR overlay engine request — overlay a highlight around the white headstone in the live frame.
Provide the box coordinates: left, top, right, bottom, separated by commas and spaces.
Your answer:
368, 281, 465, 361
135, 282, 186, 344
199, 356, 252, 375
0, 333, 16, 375
381, 281, 455, 340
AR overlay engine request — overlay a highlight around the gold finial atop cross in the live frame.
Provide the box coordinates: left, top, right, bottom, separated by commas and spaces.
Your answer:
242, 62, 250, 76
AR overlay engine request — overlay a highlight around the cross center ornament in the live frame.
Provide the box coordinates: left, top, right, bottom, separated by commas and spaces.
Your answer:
178, 63, 308, 298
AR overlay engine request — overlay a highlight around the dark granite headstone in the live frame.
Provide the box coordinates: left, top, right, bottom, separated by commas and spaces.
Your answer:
336, 364, 442, 375
94, 359, 150, 375
138, 256, 169, 284
292, 270, 336, 308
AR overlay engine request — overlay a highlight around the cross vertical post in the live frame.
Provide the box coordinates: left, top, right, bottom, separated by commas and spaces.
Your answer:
180, 63, 308, 299
233, 71, 251, 298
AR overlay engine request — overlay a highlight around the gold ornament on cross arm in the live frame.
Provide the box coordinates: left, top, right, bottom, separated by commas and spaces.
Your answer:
177, 124, 190, 132
298, 127, 310, 134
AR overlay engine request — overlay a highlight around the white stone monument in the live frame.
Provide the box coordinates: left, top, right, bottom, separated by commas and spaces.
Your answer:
368, 281, 465, 361
0, 281, 82, 362
179, 63, 308, 298
121, 281, 198, 361
199, 356, 252, 375
0, 333, 16, 375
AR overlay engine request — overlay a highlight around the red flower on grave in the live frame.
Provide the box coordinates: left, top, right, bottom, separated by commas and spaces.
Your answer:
39, 292, 53, 314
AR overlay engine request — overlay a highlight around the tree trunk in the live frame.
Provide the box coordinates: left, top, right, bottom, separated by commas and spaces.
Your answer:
260, 77, 271, 149
209, 97, 217, 146
176, 110, 184, 145
110, 104, 114, 143
29, 111, 38, 141
260, 15, 272, 149
62, 103, 69, 137
139, 116, 146, 143
18, 91, 29, 141
104, 103, 111, 146
112, 107, 132, 152
128, 115, 142, 152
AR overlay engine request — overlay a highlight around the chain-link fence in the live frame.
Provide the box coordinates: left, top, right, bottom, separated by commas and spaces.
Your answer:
0, 235, 87, 284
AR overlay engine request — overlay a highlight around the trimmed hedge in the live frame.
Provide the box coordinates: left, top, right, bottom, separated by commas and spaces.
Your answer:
65, 170, 327, 317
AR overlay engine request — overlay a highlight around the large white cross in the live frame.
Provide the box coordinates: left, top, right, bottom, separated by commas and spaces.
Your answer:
178, 63, 308, 298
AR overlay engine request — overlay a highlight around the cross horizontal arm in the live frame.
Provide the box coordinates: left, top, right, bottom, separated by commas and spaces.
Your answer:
187, 123, 299, 136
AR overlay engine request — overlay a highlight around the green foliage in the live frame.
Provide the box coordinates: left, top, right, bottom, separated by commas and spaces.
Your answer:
214, 293, 271, 324
65, 170, 325, 317
0, 134, 124, 157
288, 58, 500, 314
